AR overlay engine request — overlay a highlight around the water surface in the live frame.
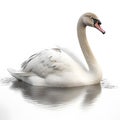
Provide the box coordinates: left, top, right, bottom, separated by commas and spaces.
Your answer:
0, 77, 120, 120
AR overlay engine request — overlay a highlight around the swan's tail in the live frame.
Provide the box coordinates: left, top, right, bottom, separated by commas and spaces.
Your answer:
7, 68, 22, 80
7, 68, 35, 80
7, 68, 45, 86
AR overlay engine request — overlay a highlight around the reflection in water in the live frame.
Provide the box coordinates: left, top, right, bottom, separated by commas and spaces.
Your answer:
9, 79, 101, 107
0, 77, 119, 120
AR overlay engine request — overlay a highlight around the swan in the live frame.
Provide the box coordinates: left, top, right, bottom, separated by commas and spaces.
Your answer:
8, 12, 105, 87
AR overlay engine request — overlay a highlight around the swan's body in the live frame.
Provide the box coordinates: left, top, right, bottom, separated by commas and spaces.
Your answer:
8, 13, 105, 87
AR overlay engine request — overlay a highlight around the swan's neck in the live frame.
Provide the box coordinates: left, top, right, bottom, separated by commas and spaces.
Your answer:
77, 20, 102, 78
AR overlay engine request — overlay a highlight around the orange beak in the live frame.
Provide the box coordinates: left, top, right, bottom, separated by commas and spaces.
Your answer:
95, 22, 105, 34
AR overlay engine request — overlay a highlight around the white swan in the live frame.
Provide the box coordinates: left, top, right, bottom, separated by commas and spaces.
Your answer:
8, 12, 105, 87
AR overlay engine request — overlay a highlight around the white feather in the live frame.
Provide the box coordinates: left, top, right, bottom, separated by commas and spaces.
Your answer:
8, 13, 104, 87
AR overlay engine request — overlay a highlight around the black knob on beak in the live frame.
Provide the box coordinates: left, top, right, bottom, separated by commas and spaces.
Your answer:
93, 18, 101, 25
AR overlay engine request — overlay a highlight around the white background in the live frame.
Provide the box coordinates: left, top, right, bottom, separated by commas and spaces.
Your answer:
0, 1, 120, 120
0, 0, 120, 84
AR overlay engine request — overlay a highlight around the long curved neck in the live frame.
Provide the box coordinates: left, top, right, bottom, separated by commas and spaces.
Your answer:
77, 19, 102, 76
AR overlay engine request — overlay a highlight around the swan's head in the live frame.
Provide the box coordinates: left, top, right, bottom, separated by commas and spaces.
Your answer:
81, 12, 105, 34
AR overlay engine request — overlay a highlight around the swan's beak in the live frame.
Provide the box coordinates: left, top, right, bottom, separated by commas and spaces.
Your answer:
95, 22, 105, 34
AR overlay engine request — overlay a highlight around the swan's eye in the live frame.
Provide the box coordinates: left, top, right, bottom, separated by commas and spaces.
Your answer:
92, 18, 101, 25
90, 16, 93, 19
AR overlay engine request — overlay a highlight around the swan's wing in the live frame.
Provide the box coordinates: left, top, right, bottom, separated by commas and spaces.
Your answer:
20, 48, 87, 78
21, 52, 39, 69
57, 46, 87, 71
20, 49, 68, 77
